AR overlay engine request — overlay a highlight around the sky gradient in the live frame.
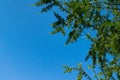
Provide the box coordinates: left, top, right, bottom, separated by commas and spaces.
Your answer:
0, 0, 91, 80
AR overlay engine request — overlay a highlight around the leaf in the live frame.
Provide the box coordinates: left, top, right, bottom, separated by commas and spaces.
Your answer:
77, 71, 83, 80
40, 3, 54, 13
50, 26, 62, 34
64, 66, 73, 73
53, 11, 64, 22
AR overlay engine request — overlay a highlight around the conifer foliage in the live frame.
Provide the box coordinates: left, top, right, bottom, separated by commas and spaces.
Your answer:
34, 0, 120, 80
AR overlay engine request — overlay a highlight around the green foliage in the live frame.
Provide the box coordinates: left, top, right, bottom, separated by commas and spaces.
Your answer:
64, 64, 92, 80
34, 0, 120, 80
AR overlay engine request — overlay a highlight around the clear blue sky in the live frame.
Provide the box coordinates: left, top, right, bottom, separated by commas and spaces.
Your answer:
0, 0, 92, 80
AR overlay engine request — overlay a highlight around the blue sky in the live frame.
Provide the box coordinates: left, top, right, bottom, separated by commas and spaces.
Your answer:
0, 0, 92, 80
